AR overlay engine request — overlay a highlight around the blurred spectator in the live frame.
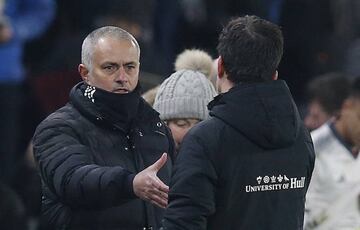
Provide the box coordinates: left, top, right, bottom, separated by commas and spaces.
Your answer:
153, 69, 217, 151
345, 39, 360, 79
304, 72, 351, 131
154, 0, 231, 75
305, 77, 360, 229
0, 181, 27, 229
11, 142, 42, 230
279, 0, 334, 103
330, 0, 360, 72
174, 48, 216, 85
142, 48, 217, 106
0, 0, 55, 184
142, 85, 159, 106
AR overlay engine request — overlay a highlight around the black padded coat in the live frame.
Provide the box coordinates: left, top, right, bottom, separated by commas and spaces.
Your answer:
162, 80, 315, 230
33, 82, 174, 230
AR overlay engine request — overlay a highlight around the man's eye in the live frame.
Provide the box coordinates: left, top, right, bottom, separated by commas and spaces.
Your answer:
126, 65, 135, 70
104, 66, 114, 70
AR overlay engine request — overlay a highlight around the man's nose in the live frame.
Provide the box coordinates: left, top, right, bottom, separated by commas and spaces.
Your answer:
115, 66, 127, 82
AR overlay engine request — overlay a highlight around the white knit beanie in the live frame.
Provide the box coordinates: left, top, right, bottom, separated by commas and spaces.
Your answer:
154, 69, 217, 121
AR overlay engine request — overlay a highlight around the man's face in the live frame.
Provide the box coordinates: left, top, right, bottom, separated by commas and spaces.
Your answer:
80, 37, 140, 93
304, 100, 332, 131
167, 118, 200, 150
342, 98, 360, 147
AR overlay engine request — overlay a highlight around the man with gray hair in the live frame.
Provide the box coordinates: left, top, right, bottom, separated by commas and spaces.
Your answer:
32, 26, 174, 229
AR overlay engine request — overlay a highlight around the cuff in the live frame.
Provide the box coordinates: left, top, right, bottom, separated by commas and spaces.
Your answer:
123, 173, 136, 198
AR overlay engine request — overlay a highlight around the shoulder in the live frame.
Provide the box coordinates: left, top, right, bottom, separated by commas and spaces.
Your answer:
41, 103, 79, 124
34, 103, 82, 138
310, 123, 336, 155
188, 116, 226, 141
181, 116, 225, 154
311, 123, 332, 142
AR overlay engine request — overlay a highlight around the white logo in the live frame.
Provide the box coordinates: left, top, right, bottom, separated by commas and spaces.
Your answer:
271, 176, 277, 183
245, 175, 306, 193
84, 85, 96, 103
263, 176, 270, 184
256, 176, 262, 184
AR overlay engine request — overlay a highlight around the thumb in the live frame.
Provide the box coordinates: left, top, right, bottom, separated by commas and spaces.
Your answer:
151, 152, 167, 172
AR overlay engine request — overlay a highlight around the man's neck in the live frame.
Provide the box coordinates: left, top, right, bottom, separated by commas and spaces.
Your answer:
220, 79, 235, 93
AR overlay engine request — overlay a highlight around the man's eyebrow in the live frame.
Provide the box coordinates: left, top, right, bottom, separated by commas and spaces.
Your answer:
101, 62, 119, 66
101, 61, 139, 67
124, 61, 138, 66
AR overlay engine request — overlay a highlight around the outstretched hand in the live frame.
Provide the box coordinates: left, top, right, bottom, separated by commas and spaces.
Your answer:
133, 153, 169, 208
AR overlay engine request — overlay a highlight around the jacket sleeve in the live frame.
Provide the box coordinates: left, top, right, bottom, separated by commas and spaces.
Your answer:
33, 118, 136, 209
161, 131, 217, 230
8, 0, 55, 41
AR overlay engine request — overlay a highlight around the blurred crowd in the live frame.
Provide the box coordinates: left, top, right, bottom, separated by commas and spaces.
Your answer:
1, 0, 360, 229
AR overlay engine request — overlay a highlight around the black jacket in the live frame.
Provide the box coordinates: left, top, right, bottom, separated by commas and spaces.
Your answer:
33, 82, 174, 230
162, 80, 315, 230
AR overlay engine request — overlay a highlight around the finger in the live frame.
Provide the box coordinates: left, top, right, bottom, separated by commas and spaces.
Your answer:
155, 179, 169, 193
150, 153, 167, 172
156, 188, 168, 201
151, 200, 167, 209
148, 193, 168, 208
147, 177, 169, 197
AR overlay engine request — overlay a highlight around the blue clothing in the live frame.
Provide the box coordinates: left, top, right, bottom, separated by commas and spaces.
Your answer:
0, 0, 55, 83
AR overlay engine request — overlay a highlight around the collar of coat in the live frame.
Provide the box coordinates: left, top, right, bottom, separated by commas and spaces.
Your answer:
70, 81, 160, 133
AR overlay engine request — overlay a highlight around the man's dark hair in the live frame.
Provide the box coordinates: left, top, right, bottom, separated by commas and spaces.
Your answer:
349, 77, 360, 99
217, 15, 283, 83
307, 72, 351, 115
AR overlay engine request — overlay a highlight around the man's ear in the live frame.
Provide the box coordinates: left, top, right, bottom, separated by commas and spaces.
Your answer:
78, 64, 89, 83
217, 56, 225, 79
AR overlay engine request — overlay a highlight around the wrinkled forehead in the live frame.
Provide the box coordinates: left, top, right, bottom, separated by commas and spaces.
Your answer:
93, 37, 140, 61
98, 36, 139, 52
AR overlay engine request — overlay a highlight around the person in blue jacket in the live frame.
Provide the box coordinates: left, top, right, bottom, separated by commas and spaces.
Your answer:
0, 0, 55, 184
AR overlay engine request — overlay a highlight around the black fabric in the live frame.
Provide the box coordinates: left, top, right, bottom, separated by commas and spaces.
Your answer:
79, 83, 141, 132
162, 80, 315, 230
0, 84, 24, 184
209, 80, 300, 149
33, 81, 175, 230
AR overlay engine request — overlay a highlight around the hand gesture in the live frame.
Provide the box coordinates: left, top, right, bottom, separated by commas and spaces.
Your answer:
133, 153, 169, 208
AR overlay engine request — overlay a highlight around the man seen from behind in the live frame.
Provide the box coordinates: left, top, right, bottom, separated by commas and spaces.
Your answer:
161, 15, 315, 230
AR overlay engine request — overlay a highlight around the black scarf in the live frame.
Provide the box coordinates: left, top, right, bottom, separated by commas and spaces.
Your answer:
80, 83, 141, 131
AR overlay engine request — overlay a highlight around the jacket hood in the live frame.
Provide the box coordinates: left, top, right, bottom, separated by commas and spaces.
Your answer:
209, 80, 300, 149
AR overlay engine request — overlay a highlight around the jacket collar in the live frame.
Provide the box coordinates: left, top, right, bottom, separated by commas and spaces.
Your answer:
70, 81, 159, 133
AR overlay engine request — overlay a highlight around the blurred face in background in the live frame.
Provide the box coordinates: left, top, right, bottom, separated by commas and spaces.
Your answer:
338, 98, 360, 148
79, 37, 140, 94
167, 118, 200, 150
304, 100, 332, 131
